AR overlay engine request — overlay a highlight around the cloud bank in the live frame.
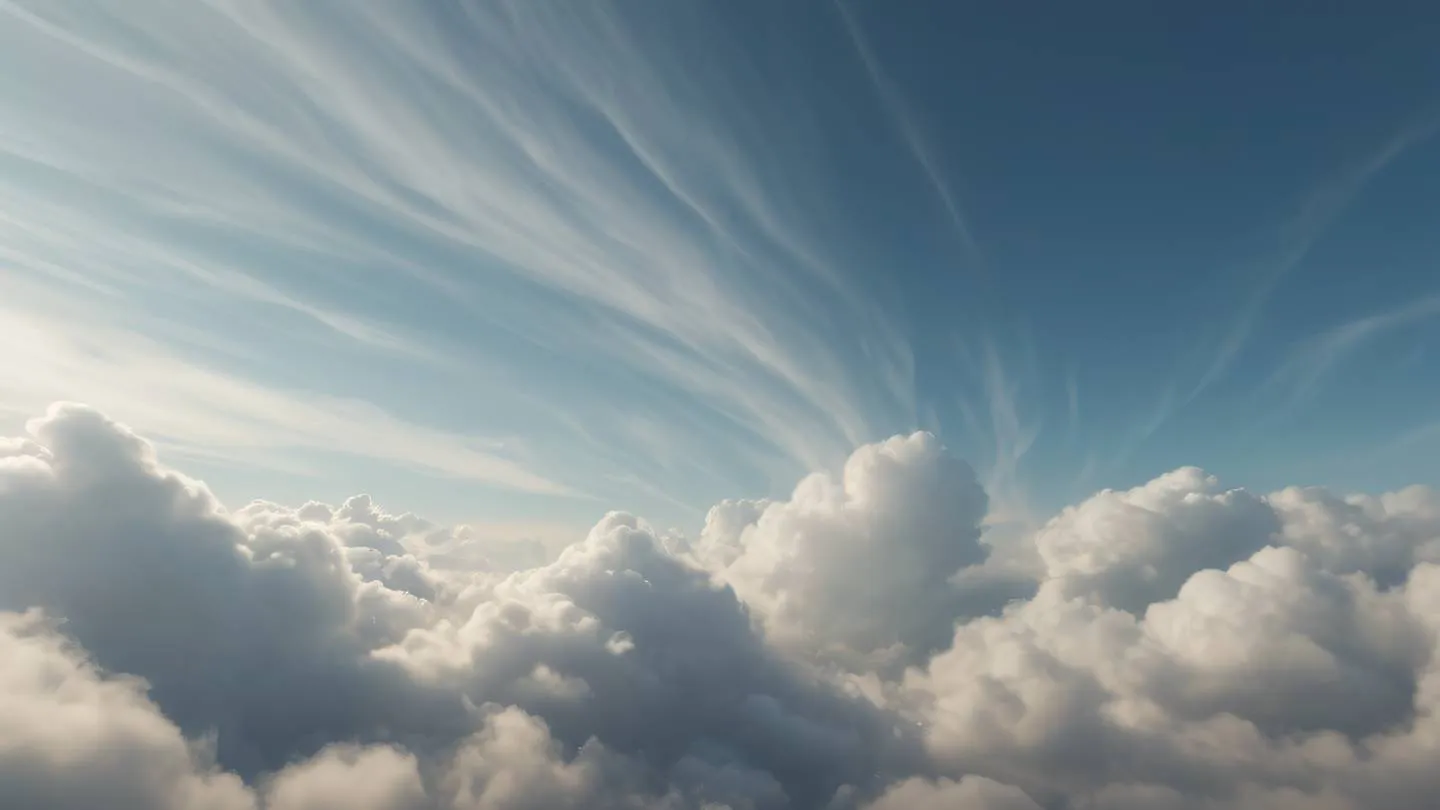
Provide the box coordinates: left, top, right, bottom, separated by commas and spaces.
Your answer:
3, 403, 1440, 809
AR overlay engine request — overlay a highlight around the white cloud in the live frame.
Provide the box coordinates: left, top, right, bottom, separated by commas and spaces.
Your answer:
1268, 483, 1440, 585
0, 404, 909, 809
0, 312, 576, 495
862, 776, 1042, 810
0, 0, 923, 493
0, 610, 257, 810
5, 402, 1440, 809
683, 431, 1002, 669
1261, 299, 1440, 442
1187, 114, 1440, 404
1033, 466, 1279, 612
262, 746, 425, 810
898, 477, 1440, 809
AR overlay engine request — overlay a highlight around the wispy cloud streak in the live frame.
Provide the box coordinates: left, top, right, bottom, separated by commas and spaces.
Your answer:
1261, 293, 1440, 410
0, 306, 576, 495
1095, 114, 1440, 477
1188, 114, 1440, 403
832, 0, 990, 286
0, 0, 926, 511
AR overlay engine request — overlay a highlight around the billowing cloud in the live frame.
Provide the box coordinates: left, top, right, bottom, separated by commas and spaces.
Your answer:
862, 776, 1043, 810
4, 403, 1440, 809
1032, 466, 1279, 612
682, 431, 995, 668
899, 483, 1440, 809
0, 404, 908, 809
0, 609, 256, 810
261, 745, 426, 810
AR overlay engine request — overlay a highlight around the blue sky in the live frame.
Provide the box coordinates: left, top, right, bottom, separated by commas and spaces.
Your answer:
2, 0, 1437, 545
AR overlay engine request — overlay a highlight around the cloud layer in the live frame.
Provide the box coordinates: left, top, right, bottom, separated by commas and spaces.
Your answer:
3, 403, 1440, 809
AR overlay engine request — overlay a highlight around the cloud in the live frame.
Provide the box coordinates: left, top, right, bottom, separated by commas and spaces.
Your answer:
1032, 466, 1279, 613
862, 776, 1042, 810
1268, 483, 1440, 587
833, 0, 988, 282
1188, 113, 1440, 404
899, 482, 1440, 809
0, 309, 578, 496
0, 404, 912, 809
1259, 294, 1440, 413
0, 0, 924, 500
6, 402, 1440, 809
1095, 116, 1440, 480
376, 508, 911, 808
0, 609, 256, 810
0, 605, 738, 810
681, 431, 1002, 669
0, 403, 482, 777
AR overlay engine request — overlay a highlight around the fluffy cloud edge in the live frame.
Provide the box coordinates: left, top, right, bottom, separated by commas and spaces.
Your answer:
2, 402, 1440, 809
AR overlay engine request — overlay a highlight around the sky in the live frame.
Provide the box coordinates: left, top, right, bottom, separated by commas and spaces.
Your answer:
9, 4, 1440, 810
3, 0, 1439, 544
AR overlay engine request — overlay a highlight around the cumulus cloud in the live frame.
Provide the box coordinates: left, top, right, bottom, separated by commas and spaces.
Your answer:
1032, 466, 1279, 612
862, 776, 1042, 810
683, 432, 998, 668
261, 745, 426, 810
0, 610, 255, 810
899, 491, 1440, 809
5, 403, 1440, 809
0, 404, 472, 776
0, 404, 905, 809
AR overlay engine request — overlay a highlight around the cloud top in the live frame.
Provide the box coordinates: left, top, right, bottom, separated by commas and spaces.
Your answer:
3, 403, 1440, 809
